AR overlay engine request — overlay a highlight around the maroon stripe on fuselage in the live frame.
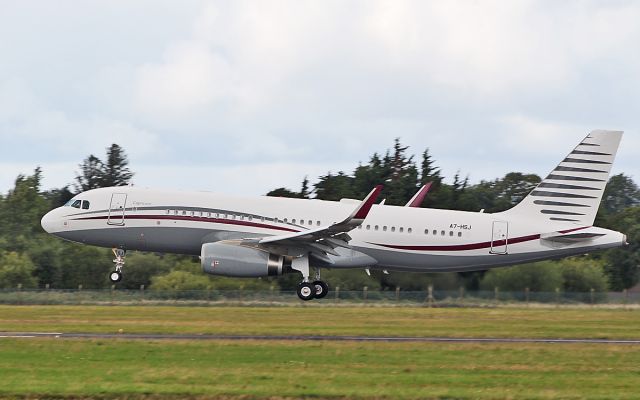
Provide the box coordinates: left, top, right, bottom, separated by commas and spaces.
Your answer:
367, 226, 590, 252
73, 215, 301, 233
367, 234, 542, 252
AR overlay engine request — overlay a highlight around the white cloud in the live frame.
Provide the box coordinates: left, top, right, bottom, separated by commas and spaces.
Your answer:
498, 114, 587, 157
134, 41, 234, 117
0, 78, 39, 122
134, 160, 354, 196
362, 1, 640, 97
1, 1, 639, 195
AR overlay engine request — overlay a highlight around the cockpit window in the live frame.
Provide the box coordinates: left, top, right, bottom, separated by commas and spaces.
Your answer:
82, 201, 90, 210
71, 200, 82, 209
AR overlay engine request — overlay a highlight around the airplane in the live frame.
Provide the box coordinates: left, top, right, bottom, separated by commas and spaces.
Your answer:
41, 130, 627, 300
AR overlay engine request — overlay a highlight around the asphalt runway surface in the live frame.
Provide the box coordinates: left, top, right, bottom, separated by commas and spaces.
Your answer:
1, 332, 640, 344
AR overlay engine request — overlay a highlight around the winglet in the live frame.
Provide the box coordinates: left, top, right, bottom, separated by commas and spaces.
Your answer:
405, 182, 432, 207
350, 185, 383, 220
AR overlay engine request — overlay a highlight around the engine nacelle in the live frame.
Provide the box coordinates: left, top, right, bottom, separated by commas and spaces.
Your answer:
201, 241, 292, 277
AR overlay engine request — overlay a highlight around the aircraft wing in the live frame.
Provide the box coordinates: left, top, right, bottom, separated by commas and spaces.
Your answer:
243, 185, 383, 262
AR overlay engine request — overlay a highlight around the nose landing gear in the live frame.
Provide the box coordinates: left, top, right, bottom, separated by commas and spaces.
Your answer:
109, 248, 126, 283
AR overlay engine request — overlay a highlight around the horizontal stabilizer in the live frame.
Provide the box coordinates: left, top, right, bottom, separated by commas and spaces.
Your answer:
540, 230, 605, 243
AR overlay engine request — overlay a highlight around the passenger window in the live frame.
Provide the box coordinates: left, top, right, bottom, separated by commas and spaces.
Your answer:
292, 219, 296, 224
366, 225, 371, 230
383, 226, 387, 232
424, 229, 428, 235
449, 231, 454, 236
182, 210, 187, 216
433, 230, 437, 235
374, 225, 379, 231
82, 201, 90, 210
391, 227, 396, 232
284, 218, 288, 223
441, 230, 445, 236
408, 228, 412, 234
308, 220, 313, 226
190, 211, 194, 217
458, 232, 462, 237
358, 225, 362, 229
71, 200, 81, 209
248, 216, 253, 221
174, 210, 179, 215
399, 227, 404, 233
317, 221, 321, 226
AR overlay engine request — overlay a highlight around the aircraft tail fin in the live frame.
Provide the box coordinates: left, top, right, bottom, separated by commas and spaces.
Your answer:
504, 130, 623, 226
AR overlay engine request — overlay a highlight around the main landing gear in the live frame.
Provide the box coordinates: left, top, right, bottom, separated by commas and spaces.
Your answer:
293, 254, 329, 301
109, 248, 126, 283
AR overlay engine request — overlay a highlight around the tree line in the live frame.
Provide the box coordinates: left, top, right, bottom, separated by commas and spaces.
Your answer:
0, 140, 638, 293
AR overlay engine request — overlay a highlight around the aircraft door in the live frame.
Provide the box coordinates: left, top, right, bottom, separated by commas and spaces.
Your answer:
490, 221, 508, 254
108, 193, 127, 226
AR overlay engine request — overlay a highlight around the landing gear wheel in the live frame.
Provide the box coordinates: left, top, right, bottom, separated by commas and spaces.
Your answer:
312, 280, 329, 299
297, 282, 315, 301
109, 271, 122, 283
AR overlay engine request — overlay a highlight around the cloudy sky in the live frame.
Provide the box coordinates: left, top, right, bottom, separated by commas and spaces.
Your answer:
0, 1, 638, 196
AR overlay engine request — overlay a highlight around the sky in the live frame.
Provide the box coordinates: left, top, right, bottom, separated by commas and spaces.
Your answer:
0, 0, 638, 197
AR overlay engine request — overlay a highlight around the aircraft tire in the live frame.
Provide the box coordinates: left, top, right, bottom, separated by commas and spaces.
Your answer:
297, 282, 315, 301
109, 271, 122, 283
312, 280, 329, 299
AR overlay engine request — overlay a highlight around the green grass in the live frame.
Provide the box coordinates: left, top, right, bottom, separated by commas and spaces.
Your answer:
2, 305, 640, 399
1, 339, 639, 399
1, 305, 640, 339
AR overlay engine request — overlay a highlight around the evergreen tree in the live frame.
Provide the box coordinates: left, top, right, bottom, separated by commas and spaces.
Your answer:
0, 168, 51, 249
266, 188, 300, 198
603, 206, 640, 290
101, 144, 133, 187
353, 153, 391, 199
601, 174, 640, 215
386, 138, 419, 205
420, 148, 442, 186
314, 172, 355, 201
300, 176, 310, 199
74, 144, 133, 192
74, 155, 104, 192
43, 186, 74, 208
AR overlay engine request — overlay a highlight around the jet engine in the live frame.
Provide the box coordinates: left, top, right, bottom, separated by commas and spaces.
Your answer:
201, 241, 292, 277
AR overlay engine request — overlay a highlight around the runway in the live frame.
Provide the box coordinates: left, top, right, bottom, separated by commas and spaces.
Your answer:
1, 332, 640, 344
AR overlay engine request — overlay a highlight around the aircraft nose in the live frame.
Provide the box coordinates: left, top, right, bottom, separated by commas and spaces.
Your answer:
41, 210, 57, 233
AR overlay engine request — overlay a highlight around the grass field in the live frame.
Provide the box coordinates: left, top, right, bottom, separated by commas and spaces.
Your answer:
1, 305, 640, 339
1, 305, 640, 399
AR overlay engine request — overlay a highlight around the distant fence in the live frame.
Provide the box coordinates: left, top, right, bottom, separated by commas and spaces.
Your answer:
0, 286, 638, 306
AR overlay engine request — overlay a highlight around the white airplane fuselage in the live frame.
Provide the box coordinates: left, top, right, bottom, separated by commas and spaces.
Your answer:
40, 130, 628, 299
41, 185, 626, 273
